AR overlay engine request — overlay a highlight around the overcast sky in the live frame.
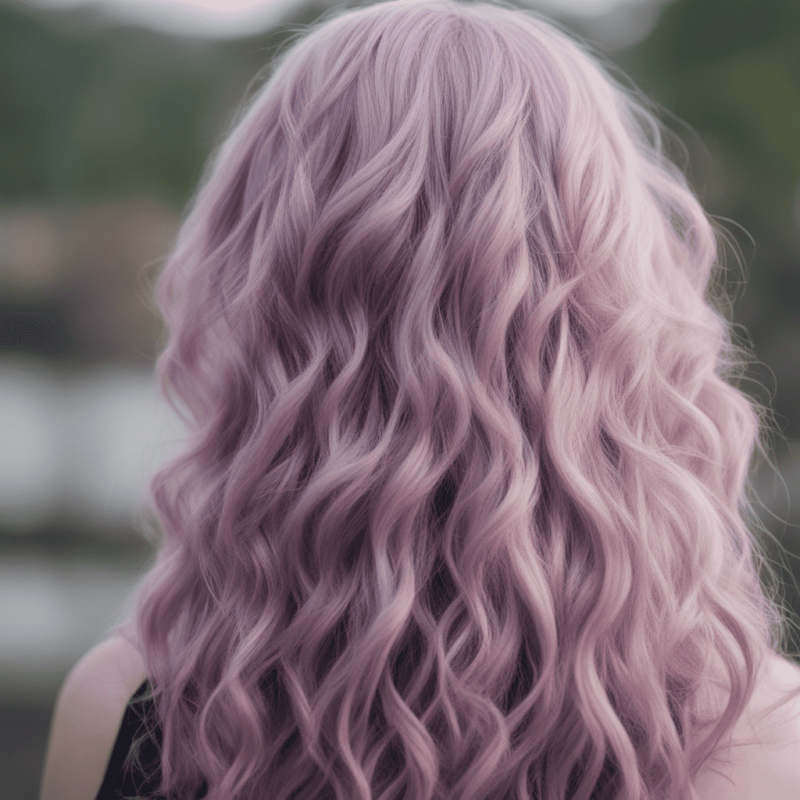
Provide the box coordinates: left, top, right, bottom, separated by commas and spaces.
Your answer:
11, 0, 663, 42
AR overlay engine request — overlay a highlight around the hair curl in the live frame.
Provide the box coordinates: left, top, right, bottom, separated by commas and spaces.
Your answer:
118, 1, 794, 798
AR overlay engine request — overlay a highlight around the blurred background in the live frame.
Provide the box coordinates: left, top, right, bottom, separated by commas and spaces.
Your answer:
0, 0, 798, 797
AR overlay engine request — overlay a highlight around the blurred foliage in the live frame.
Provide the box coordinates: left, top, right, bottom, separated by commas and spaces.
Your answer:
636, 0, 800, 239
0, 4, 236, 204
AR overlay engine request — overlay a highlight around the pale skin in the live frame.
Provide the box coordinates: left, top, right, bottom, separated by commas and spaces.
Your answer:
40, 637, 800, 800
40, 635, 147, 800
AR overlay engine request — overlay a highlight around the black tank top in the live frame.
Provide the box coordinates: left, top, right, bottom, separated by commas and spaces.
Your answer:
94, 680, 208, 800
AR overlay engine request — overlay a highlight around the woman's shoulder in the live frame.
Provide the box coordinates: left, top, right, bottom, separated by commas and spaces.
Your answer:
40, 634, 148, 800
694, 652, 800, 800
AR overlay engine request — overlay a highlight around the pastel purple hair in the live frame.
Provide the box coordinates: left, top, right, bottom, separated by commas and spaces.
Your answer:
117, 1, 793, 797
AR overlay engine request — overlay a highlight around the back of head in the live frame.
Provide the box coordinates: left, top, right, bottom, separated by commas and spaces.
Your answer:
122, 2, 791, 798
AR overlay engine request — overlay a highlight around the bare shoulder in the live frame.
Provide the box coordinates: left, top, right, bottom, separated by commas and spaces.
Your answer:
695, 653, 800, 800
40, 635, 148, 800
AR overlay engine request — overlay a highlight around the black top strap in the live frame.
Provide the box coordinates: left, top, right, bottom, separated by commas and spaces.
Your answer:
94, 679, 165, 800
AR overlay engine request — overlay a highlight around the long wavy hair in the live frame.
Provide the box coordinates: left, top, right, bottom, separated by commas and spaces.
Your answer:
116, 1, 794, 798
